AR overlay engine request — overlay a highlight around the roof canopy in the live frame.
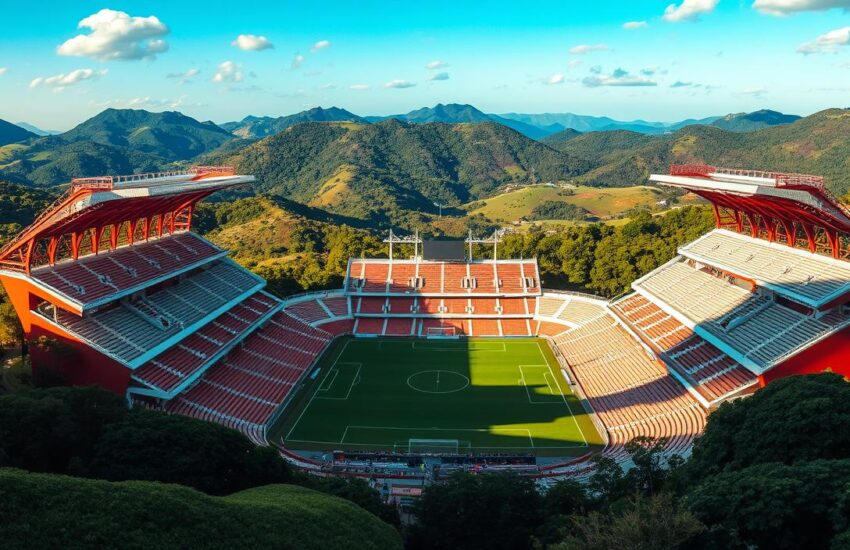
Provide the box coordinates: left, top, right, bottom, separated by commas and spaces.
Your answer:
0, 167, 254, 273
650, 164, 850, 259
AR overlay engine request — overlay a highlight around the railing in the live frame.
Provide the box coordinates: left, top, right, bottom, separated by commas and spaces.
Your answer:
669, 164, 825, 190
69, 166, 237, 192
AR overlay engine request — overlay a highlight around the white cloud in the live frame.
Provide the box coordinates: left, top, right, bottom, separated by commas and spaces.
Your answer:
30, 68, 107, 91
350, 84, 370, 90
754, 0, 850, 15
797, 26, 850, 54
738, 86, 767, 97
311, 40, 331, 52
57, 9, 169, 61
623, 21, 649, 29
385, 79, 415, 89
582, 68, 657, 87
663, 0, 719, 21
90, 95, 203, 110
321, 83, 337, 89
212, 61, 244, 83
568, 60, 583, 69
166, 68, 199, 81
547, 73, 565, 85
426, 60, 449, 70
670, 80, 700, 87
291, 54, 305, 69
569, 44, 609, 55
0, 68, 6, 76
428, 72, 450, 81
231, 34, 274, 51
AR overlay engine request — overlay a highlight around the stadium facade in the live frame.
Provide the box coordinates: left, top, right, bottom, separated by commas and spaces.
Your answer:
3, 164, 849, 473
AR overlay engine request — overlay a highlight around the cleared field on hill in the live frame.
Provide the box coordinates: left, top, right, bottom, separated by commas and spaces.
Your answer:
275, 337, 604, 456
464, 185, 665, 222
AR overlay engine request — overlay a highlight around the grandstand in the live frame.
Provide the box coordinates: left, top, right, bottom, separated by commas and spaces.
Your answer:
7, 164, 850, 478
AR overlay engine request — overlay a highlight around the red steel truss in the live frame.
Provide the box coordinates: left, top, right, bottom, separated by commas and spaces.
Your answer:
0, 167, 240, 274
669, 164, 850, 259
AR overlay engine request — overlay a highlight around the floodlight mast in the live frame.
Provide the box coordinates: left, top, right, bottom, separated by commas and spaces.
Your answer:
465, 229, 503, 261
383, 229, 422, 260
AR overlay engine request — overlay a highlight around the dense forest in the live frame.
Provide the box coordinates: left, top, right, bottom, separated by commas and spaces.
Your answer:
1, 374, 847, 548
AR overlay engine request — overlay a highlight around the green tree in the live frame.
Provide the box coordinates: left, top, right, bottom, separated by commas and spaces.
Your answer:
408, 472, 543, 550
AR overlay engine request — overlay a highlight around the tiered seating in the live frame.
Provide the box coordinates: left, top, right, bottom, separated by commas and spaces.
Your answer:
387, 297, 414, 314
473, 318, 500, 336
355, 318, 384, 335
385, 318, 414, 336
362, 263, 388, 292
357, 297, 386, 314
417, 263, 443, 292
557, 298, 606, 325
50, 260, 262, 364
496, 263, 524, 293
316, 318, 355, 335
419, 297, 442, 314
133, 293, 280, 392
469, 263, 497, 294
470, 298, 498, 315
501, 318, 530, 336
681, 229, 850, 306
633, 260, 850, 371
535, 320, 570, 337
536, 295, 567, 317
320, 296, 349, 317
522, 261, 540, 293
388, 262, 416, 292
167, 311, 332, 432
285, 299, 331, 323
611, 293, 757, 403
443, 298, 470, 314
443, 264, 468, 293
635, 261, 752, 325
499, 298, 527, 315
31, 232, 223, 306
551, 314, 706, 469
347, 262, 365, 290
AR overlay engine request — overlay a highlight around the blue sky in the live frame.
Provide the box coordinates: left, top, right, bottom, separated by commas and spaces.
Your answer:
3, 0, 850, 130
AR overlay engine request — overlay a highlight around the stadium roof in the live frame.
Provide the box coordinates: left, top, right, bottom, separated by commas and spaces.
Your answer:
650, 165, 850, 259
0, 167, 253, 274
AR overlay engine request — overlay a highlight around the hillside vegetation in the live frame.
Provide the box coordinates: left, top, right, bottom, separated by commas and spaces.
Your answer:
0, 469, 402, 550
549, 108, 850, 195
0, 109, 233, 186
206, 119, 589, 226
221, 107, 366, 139
0, 119, 37, 146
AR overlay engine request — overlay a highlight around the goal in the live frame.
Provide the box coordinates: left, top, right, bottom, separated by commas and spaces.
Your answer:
426, 326, 458, 338
406, 438, 469, 454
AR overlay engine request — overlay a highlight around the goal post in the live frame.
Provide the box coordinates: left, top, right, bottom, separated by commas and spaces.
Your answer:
406, 438, 467, 454
426, 326, 458, 338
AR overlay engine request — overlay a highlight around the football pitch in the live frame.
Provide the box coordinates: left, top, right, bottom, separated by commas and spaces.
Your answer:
273, 337, 605, 456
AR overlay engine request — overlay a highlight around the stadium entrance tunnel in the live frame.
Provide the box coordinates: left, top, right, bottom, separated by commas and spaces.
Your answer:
272, 337, 606, 458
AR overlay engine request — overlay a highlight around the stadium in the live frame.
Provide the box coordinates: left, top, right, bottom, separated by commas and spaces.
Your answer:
2, 163, 850, 479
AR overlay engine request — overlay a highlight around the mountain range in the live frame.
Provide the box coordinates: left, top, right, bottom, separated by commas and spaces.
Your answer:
2, 104, 845, 228
221, 107, 366, 139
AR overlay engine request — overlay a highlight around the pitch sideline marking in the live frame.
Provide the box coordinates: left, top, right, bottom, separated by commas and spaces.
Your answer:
340, 425, 537, 450
285, 339, 353, 442
535, 339, 588, 447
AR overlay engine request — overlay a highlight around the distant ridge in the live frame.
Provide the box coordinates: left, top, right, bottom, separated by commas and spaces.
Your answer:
710, 109, 801, 132
0, 119, 37, 146
13, 122, 61, 137
221, 107, 366, 138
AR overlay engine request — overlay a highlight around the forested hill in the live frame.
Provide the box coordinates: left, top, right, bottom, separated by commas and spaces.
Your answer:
205, 119, 590, 225
0, 119, 37, 146
0, 109, 234, 186
548, 108, 850, 196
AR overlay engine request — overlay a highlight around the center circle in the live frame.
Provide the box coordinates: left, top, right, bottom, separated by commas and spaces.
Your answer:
407, 370, 470, 394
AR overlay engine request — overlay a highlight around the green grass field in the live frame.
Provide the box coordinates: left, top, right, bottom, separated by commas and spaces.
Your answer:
463, 184, 665, 222
272, 337, 605, 456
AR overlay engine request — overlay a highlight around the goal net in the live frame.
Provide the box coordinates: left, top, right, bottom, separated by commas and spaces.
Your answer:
406, 438, 467, 454
426, 326, 457, 338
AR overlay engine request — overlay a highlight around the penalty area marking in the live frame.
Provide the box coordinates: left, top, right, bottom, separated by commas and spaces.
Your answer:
533, 340, 589, 447
315, 362, 361, 401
